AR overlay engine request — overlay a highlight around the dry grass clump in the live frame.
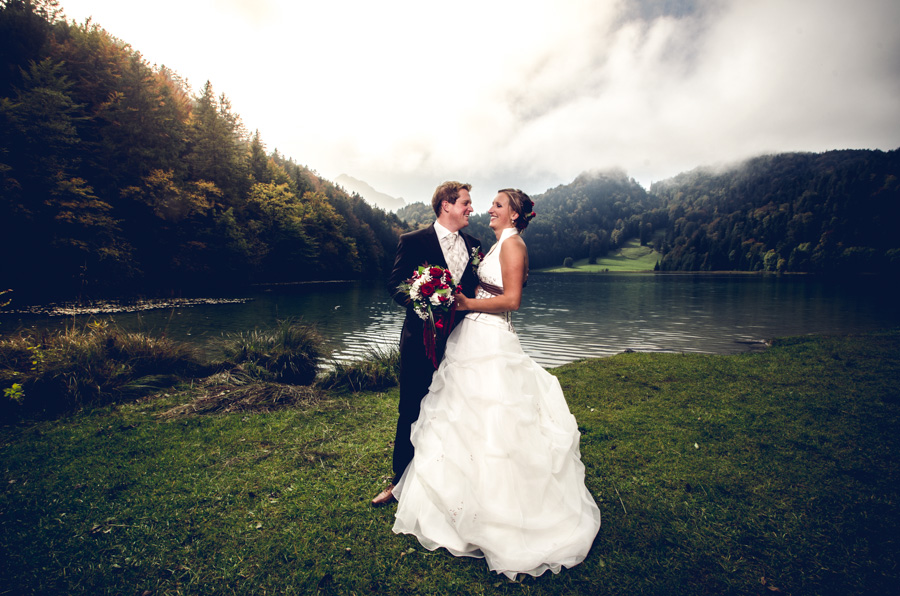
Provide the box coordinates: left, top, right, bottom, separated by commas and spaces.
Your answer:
158, 381, 323, 419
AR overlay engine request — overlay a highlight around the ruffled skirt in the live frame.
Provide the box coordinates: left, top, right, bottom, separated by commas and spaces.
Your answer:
392, 313, 601, 579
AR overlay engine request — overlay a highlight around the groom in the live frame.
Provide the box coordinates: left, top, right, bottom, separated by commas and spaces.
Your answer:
372, 181, 481, 505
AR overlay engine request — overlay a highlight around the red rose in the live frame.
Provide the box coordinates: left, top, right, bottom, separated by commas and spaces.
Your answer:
429, 266, 443, 278
420, 283, 435, 297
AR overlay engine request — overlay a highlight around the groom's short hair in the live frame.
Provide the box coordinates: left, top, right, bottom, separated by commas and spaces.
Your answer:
431, 181, 472, 217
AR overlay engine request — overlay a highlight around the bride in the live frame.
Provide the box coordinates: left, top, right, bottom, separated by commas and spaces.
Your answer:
392, 188, 601, 580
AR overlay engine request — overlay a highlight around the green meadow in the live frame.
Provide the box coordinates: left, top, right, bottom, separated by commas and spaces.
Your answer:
1, 330, 898, 595
540, 239, 661, 273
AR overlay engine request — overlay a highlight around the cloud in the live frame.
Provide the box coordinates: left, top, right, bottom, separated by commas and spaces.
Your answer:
332, 0, 900, 206
59, 0, 900, 210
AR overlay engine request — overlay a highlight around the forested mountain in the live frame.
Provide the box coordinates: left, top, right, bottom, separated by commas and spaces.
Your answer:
451, 152, 899, 275
0, 0, 407, 301
394, 202, 434, 230
648, 150, 900, 273
509, 170, 662, 270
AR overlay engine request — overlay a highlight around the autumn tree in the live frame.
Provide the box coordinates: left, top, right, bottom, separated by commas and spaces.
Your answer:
0, 57, 130, 296
186, 81, 249, 206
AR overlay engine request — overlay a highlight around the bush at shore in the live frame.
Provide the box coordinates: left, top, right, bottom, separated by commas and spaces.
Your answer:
0, 318, 342, 420
220, 318, 325, 386
319, 345, 400, 392
0, 320, 210, 418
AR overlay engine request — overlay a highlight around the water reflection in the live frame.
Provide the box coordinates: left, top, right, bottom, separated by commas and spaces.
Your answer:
517, 273, 897, 367
1, 274, 896, 369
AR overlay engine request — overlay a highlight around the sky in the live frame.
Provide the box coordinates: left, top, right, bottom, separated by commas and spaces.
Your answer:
59, 0, 900, 211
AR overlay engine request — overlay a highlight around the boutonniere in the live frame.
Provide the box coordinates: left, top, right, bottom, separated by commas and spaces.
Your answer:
470, 246, 484, 267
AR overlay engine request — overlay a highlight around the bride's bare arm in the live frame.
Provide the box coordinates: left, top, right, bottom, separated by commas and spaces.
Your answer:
456, 236, 527, 313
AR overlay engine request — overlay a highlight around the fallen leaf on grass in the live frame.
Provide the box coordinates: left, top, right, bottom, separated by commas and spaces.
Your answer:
760, 577, 782, 592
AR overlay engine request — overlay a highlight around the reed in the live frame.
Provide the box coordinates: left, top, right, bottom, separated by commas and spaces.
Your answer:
0, 320, 206, 418
318, 344, 400, 392
219, 318, 324, 386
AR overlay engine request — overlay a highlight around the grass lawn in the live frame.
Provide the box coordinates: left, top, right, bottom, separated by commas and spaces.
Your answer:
1, 330, 898, 595
540, 238, 661, 273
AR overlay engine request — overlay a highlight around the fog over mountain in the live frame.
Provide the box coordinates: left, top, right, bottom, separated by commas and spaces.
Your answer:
59, 0, 900, 212
335, 174, 406, 212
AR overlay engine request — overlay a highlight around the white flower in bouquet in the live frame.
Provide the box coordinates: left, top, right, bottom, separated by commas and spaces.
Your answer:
397, 264, 459, 367
409, 277, 425, 301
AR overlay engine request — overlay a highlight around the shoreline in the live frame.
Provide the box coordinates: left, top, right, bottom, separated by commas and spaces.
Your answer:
532, 268, 814, 275
3, 297, 252, 317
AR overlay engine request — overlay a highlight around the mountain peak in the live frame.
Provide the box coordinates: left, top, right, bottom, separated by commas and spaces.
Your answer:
335, 174, 405, 212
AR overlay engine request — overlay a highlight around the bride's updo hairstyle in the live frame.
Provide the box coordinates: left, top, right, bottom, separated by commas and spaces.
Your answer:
499, 188, 536, 232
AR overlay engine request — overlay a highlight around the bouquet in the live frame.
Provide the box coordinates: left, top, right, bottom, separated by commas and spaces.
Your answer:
398, 264, 458, 368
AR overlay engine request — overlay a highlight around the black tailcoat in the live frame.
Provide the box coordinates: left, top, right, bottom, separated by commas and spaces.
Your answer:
386, 225, 481, 483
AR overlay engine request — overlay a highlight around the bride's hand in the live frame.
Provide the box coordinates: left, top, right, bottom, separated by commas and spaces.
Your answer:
455, 293, 471, 311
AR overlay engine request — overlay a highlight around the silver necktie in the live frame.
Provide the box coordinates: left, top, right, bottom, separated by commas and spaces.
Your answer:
445, 233, 464, 282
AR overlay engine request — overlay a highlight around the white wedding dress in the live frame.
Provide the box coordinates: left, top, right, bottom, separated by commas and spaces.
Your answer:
392, 227, 601, 580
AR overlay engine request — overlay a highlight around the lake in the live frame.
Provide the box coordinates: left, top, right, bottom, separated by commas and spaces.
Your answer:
2, 274, 897, 368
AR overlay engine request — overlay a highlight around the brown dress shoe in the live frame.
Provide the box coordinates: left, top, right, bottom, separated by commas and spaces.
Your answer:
371, 484, 396, 506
